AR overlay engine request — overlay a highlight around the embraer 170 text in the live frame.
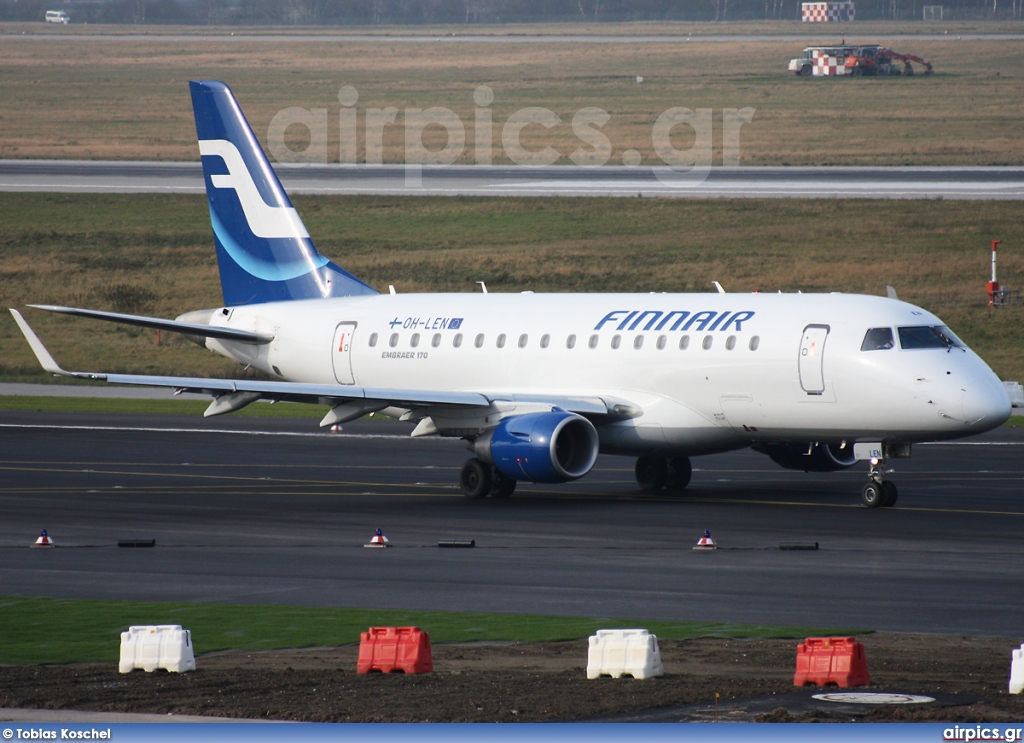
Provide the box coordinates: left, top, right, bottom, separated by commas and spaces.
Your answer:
11, 81, 1012, 508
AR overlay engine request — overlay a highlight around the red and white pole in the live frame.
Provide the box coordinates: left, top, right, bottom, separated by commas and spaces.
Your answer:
987, 239, 1002, 307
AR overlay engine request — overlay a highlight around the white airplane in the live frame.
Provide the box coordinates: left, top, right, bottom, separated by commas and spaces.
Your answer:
10, 80, 1012, 508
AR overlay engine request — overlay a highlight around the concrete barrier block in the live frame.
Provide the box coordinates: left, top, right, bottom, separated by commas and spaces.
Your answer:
586, 629, 663, 680
119, 624, 196, 674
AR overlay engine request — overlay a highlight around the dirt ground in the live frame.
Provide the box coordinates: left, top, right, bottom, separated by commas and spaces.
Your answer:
3, 634, 1024, 722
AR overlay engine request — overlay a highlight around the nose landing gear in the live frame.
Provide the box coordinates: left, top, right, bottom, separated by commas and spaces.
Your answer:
861, 457, 898, 508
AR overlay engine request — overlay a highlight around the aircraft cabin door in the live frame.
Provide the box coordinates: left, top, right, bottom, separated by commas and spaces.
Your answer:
798, 324, 830, 395
332, 322, 357, 385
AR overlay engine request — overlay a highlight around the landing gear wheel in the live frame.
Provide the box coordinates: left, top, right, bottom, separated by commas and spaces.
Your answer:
665, 456, 692, 492
460, 458, 492, 499
635, 456, 668, 492
861, 482, 885, 508
490, 469, 517, 499
881, 481, 898, 507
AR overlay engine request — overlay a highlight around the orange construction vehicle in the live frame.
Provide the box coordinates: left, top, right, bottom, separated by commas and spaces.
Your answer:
846, 46, 934, 76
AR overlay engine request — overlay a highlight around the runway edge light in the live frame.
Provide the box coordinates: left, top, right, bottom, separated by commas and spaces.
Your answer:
365, 528, 390, 548
694, 529, 717, 550
31, 529, 54, 548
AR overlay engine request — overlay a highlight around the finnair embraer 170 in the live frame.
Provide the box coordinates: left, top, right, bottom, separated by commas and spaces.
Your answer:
11, 80, 1012, 508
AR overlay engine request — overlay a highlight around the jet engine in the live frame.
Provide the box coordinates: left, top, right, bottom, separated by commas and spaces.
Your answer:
474, 410, 599, 483
756, 442, 858, 473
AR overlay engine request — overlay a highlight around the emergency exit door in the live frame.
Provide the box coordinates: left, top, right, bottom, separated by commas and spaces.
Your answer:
798, 324, 830, 394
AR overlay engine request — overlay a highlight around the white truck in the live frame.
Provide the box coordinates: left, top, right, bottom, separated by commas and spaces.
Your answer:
45, 10, 70, 23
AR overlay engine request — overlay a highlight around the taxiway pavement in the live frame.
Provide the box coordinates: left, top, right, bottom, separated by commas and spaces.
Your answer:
1, 411, 1021, 636
3, 161, 1023, 199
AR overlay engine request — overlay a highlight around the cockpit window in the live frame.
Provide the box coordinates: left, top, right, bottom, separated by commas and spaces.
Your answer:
861, 327, 894, 351
898, 325, 964, 350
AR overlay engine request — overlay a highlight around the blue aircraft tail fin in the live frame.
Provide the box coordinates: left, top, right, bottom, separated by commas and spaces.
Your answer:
189, 80, 377, 305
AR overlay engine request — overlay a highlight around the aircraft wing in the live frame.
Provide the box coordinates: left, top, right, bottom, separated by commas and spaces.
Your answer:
27, 304, 273, 344
10, 309, 640, 428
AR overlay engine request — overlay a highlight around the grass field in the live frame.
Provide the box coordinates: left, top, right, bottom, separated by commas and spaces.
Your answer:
2, 193, 1023, 382
0, 28, 1022, 165
0, 596, 859, 664
5, 20, 1024, 36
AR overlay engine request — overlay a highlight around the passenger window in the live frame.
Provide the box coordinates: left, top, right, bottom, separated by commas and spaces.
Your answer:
726, 335, 736, 350
702, 335, 713, 350
656, 335, 666, 350
410, 333, 420, 348
432, 333, 441, 348
588, 334, 599, 349
540, 334, 550, 349
519, 334, 528, 348
369, 332, 378, 348
611, 335, 621, 350
566, 334, 576, 349
389, 333, 399, 348
679, 335, 690, 350
475, 333, 485, 348
861, 327, 895, 351
496, 333, 506, 349
453, 333, 463, 348
634, 335, 644, 350
749, 335, 760, 351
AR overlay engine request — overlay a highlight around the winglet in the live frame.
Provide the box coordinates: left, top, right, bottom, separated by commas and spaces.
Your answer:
9, 309, 100, 380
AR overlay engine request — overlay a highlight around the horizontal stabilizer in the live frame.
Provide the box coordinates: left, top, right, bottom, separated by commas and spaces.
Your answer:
27, 304, 273, 344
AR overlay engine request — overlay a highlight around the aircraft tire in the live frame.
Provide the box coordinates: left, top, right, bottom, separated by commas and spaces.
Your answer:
491, 469, 517, 498
881, 481, 898, 507
665, 456, 693, 492
861, 482, 885, 508
460, 458, 492, 499
635, 456, 668, 492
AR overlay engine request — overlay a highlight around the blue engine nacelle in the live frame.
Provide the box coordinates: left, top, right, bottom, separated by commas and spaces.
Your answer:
475, 410, 600, 483
755, 442, 858, 473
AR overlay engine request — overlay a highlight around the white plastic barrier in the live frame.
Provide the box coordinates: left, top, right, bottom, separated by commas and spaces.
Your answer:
587, 629, 663, 680
1004, 381, 1023, 408
119, 624, 196, 673
1011, 644, 1024, 694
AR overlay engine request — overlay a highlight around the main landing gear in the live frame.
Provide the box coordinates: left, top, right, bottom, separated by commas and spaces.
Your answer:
460, 458, 517, 499
860, 456, 898, 508
634, 455, 692, 493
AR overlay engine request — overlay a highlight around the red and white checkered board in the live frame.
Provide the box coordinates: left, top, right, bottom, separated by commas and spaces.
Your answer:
812, 50, 850, 76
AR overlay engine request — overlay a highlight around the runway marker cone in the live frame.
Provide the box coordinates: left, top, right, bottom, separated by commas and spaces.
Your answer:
32, 529, 54, 548
365, 528, 390, 548
330, 424, 343, 433
693, 529, 717, 550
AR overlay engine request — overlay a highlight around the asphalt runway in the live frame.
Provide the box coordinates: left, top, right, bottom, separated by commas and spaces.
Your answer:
6, 33, 1024, 43
2, 161, 1023, 199
1, 410, 1022, 636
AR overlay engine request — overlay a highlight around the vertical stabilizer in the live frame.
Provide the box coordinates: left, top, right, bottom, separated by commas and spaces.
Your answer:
189, 80, 377, 305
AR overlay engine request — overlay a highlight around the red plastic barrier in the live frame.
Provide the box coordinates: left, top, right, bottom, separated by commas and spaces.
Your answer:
793, 636, 870, 688
357, 626, 433, 674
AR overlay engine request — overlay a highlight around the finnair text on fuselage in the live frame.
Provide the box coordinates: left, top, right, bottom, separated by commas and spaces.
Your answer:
594, 309, 755, 332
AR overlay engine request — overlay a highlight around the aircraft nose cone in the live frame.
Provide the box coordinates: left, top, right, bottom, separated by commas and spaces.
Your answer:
962, 377, 1012, 432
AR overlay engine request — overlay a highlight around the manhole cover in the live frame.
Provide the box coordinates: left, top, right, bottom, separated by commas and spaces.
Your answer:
813, 692, 935, 705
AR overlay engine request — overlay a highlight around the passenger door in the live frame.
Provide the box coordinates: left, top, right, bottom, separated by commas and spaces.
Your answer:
798, 324, 830, 395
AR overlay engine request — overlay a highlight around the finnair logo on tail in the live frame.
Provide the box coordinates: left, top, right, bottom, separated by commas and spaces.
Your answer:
199, 139, 310, 240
